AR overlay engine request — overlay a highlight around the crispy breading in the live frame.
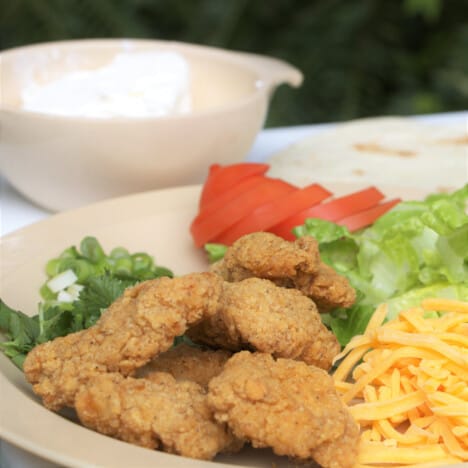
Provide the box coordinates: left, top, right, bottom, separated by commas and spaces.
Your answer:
207, 351, 359, 467
187, 278, 340, 370
138, 343, 231, 388
75, 372, 242, 460
295, 262, 356, 311
23, 273, 223, 411
223, 231, 319, 280
311, 411, 360, 468
210, 232, 355, 311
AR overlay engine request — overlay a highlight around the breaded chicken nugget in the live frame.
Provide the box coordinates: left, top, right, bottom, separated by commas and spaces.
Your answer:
75, 372, 242, 460
187, 278, 340, 370
208, 352, 359, 467
138, 343, 231, 388
221, 232, 320, 280
24, 272, 223, 411
211, 232, 355, 311
311, 411, 360, 468
295, 262, 356, 311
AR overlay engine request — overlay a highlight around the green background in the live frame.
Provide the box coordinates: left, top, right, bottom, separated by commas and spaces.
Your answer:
2, 0, 467, 126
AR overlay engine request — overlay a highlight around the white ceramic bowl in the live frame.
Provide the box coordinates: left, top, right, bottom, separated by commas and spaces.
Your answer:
0, 39, 302, 211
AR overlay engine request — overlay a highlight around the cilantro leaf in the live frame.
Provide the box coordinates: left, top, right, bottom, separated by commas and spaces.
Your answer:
0, 275, 134, 369
71, 275, 134, 330
0, 299, 40, 368
37, 305, 74, 344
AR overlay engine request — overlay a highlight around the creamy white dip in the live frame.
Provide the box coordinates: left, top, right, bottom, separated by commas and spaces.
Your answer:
21, 51, 191, 118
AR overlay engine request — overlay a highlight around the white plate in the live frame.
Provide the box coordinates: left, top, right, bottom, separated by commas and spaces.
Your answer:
0, 183, 463, 468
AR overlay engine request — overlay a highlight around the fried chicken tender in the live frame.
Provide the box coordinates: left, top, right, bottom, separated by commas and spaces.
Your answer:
219, 231, 320, 280
311, 411, 360, 468
211, 232, 356, 311
75, 372, 242, 460
138, 343, 231, 388
187, 278, 340, 370
295, 262, 357, 311
207, 352, 359, 467
23, 272, 223, 411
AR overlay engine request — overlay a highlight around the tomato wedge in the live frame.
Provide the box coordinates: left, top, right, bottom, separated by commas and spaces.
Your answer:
214, 184, 332, 245
337, 198, 400, 232
191, 178, 295, 247
195, 176, 269, 221
270, 186, 385, 240
199, 163, 270, 210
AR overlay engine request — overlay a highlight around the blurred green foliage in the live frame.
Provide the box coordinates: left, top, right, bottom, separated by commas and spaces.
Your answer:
1, 0, 467, 126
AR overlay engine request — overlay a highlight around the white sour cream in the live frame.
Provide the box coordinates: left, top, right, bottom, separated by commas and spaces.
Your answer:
21, 51, 192, 118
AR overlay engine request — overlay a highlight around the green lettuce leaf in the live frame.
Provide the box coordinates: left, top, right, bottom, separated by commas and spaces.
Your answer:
204, 243, 228, 263
295, 184, 468, 344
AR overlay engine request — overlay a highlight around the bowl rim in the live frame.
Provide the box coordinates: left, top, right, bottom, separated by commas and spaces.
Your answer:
0, 37, 302, 122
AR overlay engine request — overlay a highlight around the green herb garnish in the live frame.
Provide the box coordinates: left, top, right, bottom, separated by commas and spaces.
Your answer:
0, 237, 173, 369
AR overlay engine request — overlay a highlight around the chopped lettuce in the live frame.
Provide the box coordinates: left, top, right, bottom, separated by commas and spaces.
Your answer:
204, 243, 228, 263
296, 184, 468, 345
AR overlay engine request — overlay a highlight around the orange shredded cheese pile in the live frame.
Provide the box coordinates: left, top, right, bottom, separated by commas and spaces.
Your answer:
333, 298, 468, 467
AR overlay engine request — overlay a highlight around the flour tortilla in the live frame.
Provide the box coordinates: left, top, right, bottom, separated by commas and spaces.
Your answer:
267, 117, 467, 198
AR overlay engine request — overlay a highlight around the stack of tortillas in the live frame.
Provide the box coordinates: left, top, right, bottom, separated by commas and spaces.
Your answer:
267, 117, 467, 198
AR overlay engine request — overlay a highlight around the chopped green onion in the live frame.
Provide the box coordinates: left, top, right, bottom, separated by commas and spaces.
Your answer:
153, 266, 174, 278
113, 257, 133, 277
56, 257, 79, 274
110, 247, 130, 259
45, 258, 62, 277
39, 284, 56, 301
47, 269, 78, 293
68, 259, 98, 283
0, 236, 175, 371
131, 253, 153, 273
57, 290, 74, 303
66, 284, 84, 300
80, 236, 106, 264
59, 246, 80, 259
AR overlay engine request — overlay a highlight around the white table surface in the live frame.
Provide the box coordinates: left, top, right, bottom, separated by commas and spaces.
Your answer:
0, 111, 467, 468
1, 111, 467, 238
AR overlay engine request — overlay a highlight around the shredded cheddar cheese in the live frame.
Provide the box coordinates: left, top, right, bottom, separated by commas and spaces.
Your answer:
333, 298, 468, 467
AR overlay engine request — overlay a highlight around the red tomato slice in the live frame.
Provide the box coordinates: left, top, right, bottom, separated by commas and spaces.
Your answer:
215, 184, 332, 245
191, 178, 295, 247
270, 221, 303, 241
196, 176, 269, 222
337, 198, 401, 232
199, 163, 270, 210
270, 186, 385, 240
